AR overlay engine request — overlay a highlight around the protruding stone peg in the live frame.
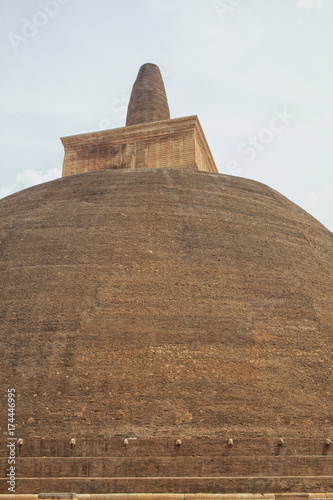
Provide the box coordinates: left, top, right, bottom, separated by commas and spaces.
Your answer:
227, 438, 234, 446
123, 438, 129, 446
17, 438, 23, 446
325, 438, 332, 445
70, 438, 76, 446
176, 439, 182, 446
278, 438, 285, 446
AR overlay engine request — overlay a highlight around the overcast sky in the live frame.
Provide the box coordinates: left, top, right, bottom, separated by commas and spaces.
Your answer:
1, 0, 332, 231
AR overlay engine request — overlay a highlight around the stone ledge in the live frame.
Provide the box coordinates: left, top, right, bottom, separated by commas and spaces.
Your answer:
38, 494, 76, 499
0, 493, 332, 500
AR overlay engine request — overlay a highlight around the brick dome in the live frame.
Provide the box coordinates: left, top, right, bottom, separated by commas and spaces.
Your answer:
1, 168, 332, 442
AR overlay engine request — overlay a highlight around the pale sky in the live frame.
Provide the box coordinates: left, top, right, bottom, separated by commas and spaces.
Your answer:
1, 0, 332, 231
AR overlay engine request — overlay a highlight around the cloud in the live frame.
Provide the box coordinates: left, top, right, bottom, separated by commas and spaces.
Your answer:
295, 0, 324, 10
0, 164, 61, 199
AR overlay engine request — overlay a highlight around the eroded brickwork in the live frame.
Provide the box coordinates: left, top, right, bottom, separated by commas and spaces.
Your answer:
0, 437, 333, 494
126, 63, 170, 126
61, 116, 218, 176
1, 169, 332, 495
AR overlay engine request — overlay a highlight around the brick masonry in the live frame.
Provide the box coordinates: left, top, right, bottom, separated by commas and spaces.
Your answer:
126, 63, 170, 126
0, 169, 332, 494
61, 116, 218, 176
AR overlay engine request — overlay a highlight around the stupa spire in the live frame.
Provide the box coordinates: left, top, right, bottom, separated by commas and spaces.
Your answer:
61, 63, 218, 176
126, 63, 170, 126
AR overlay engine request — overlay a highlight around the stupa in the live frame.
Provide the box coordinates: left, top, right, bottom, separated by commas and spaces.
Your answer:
0, 63, 332, 499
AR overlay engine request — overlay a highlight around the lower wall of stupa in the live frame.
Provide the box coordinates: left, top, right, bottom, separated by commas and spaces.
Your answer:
1, 438, 332, 495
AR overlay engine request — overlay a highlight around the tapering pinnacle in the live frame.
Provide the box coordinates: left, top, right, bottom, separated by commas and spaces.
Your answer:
126, 63, 170, 126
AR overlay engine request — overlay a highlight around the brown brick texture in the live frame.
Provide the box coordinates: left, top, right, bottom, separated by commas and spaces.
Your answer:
0, 169, 332, 493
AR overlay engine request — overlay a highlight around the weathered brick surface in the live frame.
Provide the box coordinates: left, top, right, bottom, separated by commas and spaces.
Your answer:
1, 455, 333, 478
1, 477, 333, 494
1, 438, 331, 458
1, 438, 333, 493
126, 63, 170, 126
61, 117, 217, 176
0, 169, 332, 440
0, 169, 332, 494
